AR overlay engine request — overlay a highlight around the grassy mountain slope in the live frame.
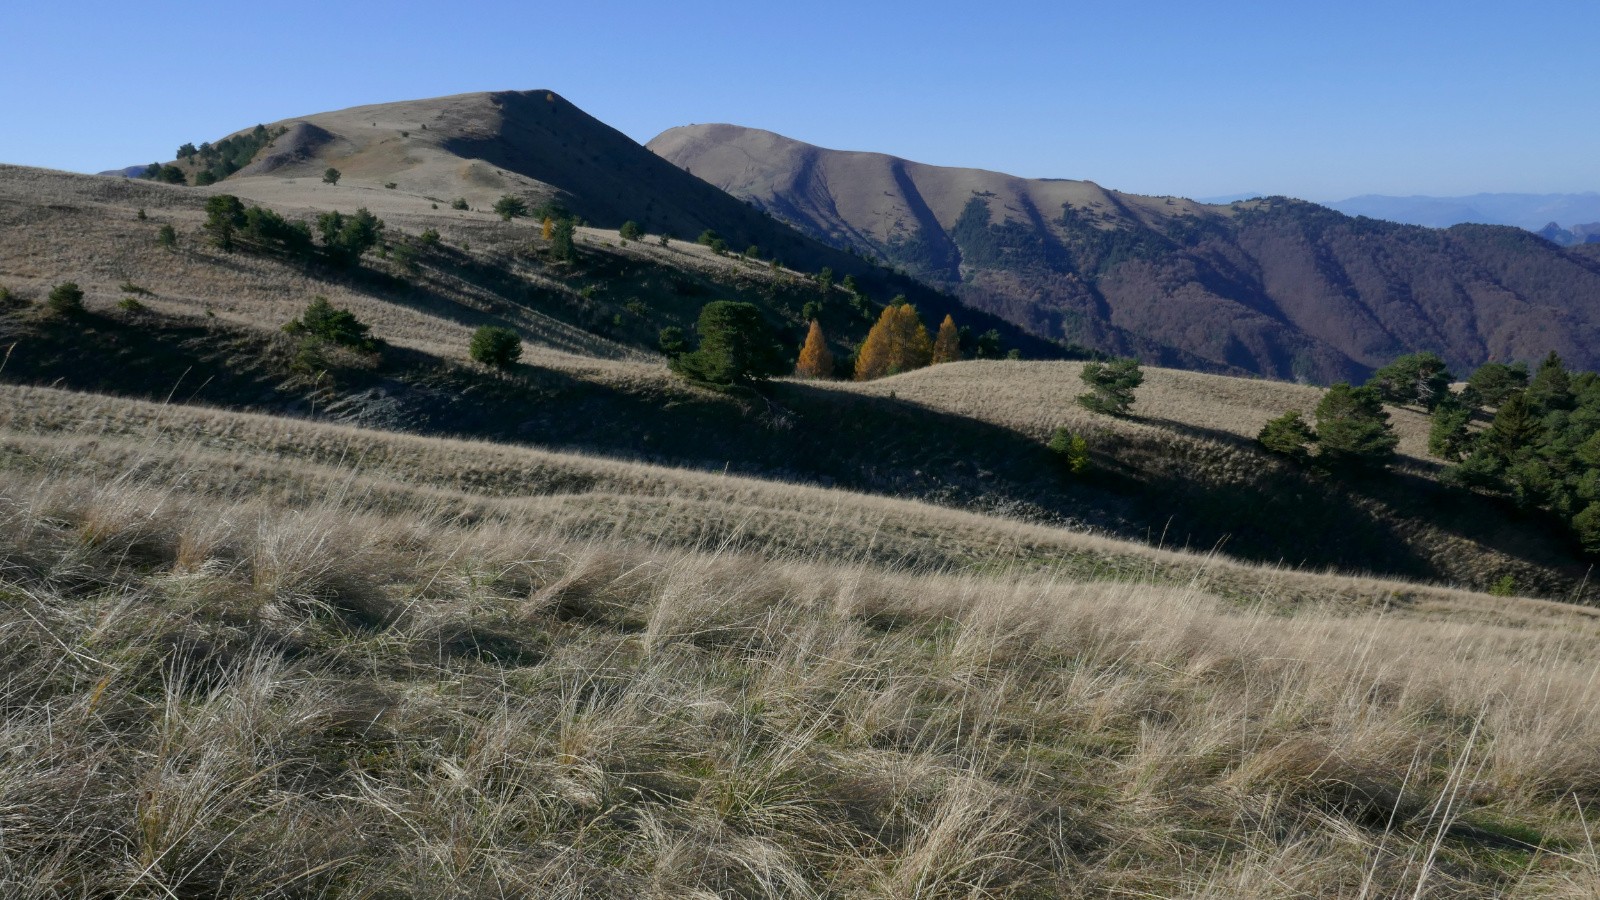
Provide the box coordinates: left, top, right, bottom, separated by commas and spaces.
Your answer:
129, 91, 1061, 363
0, 160, 1594, 596
4, 386, 1600, 896
6, 97, 1600, 897
650, 125, 1600, 383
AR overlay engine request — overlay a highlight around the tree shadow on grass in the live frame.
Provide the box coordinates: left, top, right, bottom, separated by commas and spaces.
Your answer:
0, 307, 1586, 594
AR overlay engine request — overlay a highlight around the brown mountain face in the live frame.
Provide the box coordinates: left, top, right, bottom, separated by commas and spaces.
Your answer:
143, 91, 1062, 361
650, 124, 1600, 382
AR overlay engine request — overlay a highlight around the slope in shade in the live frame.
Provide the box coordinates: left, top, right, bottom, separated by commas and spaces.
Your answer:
651, 124, 1600, 383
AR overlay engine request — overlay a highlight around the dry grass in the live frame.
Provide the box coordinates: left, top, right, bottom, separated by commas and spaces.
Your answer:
828, 359, 1437, 466
3, 443, 1600, 896
0, 163, 669, 368
0, 380, 1556, 612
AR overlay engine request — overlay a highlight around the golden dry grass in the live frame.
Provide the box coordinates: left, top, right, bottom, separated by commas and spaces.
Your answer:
0, 380, 1543, 612
826, 359, 1436, 466
3, 410, 1600, 896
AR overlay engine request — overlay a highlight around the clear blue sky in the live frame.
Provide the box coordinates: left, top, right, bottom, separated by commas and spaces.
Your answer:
3, 1, 1594, 201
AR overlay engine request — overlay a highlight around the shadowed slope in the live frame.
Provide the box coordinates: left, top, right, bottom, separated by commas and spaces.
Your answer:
121, 92, 1064, 362
651, 124, 1600, 382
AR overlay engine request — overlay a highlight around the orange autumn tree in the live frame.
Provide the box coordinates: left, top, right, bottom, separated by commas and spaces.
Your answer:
854, 301, 933, 381
931, 314, 962, 364
795, 320, 835, 378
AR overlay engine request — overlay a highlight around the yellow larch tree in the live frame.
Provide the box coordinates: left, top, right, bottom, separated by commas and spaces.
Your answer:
541, 217, 555, 241
854, 302, 932, 380
795, 320, 835, 378
931, 314, 962, 364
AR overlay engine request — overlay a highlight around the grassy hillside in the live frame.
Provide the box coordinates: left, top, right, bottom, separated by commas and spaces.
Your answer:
4, 400, 1600, 896
7, 101, 1600, 896
651, 125, 1600, 383
122, 91, 1061, 363
1, 151, 1594, 593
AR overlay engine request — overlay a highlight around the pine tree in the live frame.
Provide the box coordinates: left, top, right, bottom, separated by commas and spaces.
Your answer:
1048, 427, 1090, 474
1313, 382, 1398, 470
670, 301, 786, 386
854, 304, 932, 380
469, 326, 522, 368
1488, 391, 1543, 458
1258, 410, 1317, 462
1367, 351, 1453, 409
1427, 399, 1476, 461
493, 195, 529, 221
1527, 351, 1575, 412
1077, 358, 1144, 415
794, 320, 835, 378
202, 194, 246, 251
931, 314, 962, 364
550, 219, 576, 263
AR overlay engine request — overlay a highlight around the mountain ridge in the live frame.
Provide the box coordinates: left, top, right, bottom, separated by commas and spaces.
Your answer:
651, 124, 1600, 382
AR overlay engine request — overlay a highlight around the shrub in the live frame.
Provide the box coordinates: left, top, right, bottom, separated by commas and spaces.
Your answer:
288, 296, 376, 351
243, 204, 315, 259
451, 198, 469, 211
118, 297, 146, 312
384, 181, 397, 190
157, 224, 178, 249
620, 221, 642, 241
1077, 358, 1143, 415
316, 208, 384, 267
322, 167, 341, 185
1258, 410, 1317, 462
203, 194, 247, 250
1048, 427, 1090, 474
418, 228, 440, 248
46, 282, 85, 315
469, 326, 522, 369
0, 286, 19, 308
670, 301, 786, 386
494, 195, 529, 221
658, 326, 688, 359
142, 163, 187, 185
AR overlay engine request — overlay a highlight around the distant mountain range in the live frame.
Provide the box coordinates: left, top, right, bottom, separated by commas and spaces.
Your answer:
651, 125, 1600, 382
1325, 192, 1600, 241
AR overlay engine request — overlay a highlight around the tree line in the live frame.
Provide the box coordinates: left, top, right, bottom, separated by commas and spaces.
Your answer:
1255, 350, 1600, 555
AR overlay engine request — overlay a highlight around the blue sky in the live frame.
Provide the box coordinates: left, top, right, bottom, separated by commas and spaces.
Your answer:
2, 1, 1593, 201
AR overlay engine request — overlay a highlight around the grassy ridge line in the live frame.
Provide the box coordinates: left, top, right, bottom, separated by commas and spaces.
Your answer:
3, 462, 1600, 895
831, 358, 1438, 467
0, 382, 1561, 613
